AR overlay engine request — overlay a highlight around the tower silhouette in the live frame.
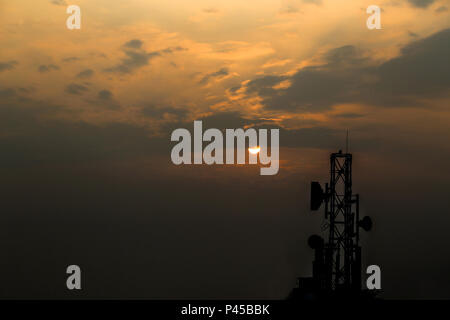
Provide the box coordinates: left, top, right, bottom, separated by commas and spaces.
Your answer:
291, 150, 373, 300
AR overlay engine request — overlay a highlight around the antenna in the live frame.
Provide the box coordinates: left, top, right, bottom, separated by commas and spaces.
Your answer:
346, 129, 349, 154
301, 151, 373, 295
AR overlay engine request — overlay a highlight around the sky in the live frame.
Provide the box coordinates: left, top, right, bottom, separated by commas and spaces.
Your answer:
0, 0, 450, 299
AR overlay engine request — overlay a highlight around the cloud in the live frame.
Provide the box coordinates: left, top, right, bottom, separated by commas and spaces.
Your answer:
262, 59, 292, 69
280, 5, 300, 14
106, 40, 161, 73
0, 89, 166, 169
82, 89, 121, 110
123, 39, 143, 49
140, 105, 189, 120
38, 64, 59, 73
0, 60, 18, 72
375, 28, 450, 100
332, 112, 365, 119
435, 6, 448, 13
105, 40, 186, 74
238, 28, 450, 112
203, 8, 219, 14
197, 111, 263, 129
98, 89, 113, 100
108, 50, 160, 74
62, 56, 81, 63
0, 88, 17, 98
50, 0, 67, 5
323, 45, 366, 66
199, 68, 229, 84
171, 110, 343, 151
65, 83, 89, 95
161, 46, 187, 54
0, 86, 34, 98
105, 40, 160, 73
76, 69, 94, 79
279, 0, 321, 14
303, 0, 322, 4
407, 0, 436, 8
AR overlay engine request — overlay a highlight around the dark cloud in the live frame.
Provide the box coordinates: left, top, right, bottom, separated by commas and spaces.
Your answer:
244, 28, 450, 112
105, 39, 186, 74
76, 69, 94, 79
140, 105, 189, 120
190, 111, 340, 150
0, 111, 159, 169
435, 6, 448, 13
161, 46, 187, 54
244, 75, 290, 97
17, 86, 35, 94
375, 28, 450, 100
407, 0, 436, 8
246, 66, 349, 111
123, 39, 143, 49
0, 60, 18, 72
333, 112, 365, 119
105, 40, 186, 74
65, 83, 89, 95
0, 88, 17, 98
98, 89, 113, 100
157, 111, 279, 138
38, 64, 59, 73
106, 50, 160, 74
199, 68, 229, 84
324, 45, 367, 66
62, 56, 81, 63
198, 111, 261, 129
86, 89, 121, 110
228, 86, 241, 93
0, 86, 35, 98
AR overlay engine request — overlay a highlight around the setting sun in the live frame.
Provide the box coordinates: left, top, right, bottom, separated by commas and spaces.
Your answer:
248, 146, 261, 155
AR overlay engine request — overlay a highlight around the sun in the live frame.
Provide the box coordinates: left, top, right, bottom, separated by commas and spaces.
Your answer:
248, 146, 261, 155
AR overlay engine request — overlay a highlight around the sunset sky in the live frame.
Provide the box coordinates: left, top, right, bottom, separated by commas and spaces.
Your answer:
0, 0, 450, 299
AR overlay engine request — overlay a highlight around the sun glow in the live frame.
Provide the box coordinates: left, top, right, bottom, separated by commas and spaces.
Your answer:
248, 146, 261, 155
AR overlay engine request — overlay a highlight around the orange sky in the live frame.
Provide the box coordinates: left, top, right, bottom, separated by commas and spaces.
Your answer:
0, 0, 449, 173
1, 0, 450, 299
1, 0, 449, 134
